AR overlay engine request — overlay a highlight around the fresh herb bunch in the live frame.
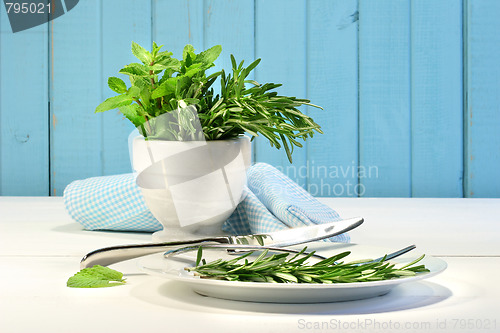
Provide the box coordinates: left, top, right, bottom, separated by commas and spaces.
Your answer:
95, 42, 323, 162
186, 247, 430, 284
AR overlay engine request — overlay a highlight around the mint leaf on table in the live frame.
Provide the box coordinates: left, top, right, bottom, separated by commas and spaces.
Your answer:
67, 265, 126, 288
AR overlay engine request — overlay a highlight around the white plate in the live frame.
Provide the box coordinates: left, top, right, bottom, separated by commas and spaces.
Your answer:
138, 242, 447, 303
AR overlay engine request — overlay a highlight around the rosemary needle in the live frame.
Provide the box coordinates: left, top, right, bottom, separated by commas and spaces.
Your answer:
185, 247, 430, 284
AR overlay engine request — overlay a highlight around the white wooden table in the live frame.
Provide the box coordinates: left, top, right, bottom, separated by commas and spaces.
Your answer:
1, 197, 499, 333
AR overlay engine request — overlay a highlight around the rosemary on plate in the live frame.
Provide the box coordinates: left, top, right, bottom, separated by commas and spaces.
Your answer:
185, 247, 430, 284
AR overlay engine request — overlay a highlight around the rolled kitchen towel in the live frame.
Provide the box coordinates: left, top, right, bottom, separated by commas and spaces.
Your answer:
224, 163, 349, 243
63, 173, 162, 232
63, 163, 349, 242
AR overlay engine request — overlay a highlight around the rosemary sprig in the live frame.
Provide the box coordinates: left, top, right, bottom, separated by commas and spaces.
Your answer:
185, 247, 430, 284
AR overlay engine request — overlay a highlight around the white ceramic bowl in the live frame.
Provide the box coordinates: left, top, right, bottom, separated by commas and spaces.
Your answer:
131, 135, 251, 241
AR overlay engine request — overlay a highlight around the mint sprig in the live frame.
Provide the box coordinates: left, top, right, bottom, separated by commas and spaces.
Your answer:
67, 265, 126, 288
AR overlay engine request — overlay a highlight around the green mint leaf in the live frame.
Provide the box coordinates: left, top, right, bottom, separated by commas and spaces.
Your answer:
119, 63, 149, 77
151, 77, 177, 99
129, 76, 149, 88
183, 44, 196, 63
149, 58, 181, 72
155, 52, 174, 68
119, 104, 144, 127
175, 76, 192, 98
152, 42, 164, 57
156, 56, 179, 69
195, 45, 222, 65
139, 88, 151, 108
108, 77, 128, 94
67, 265, 126, 288
132, 41, 153, 65
184, 52, 193, 67
184, 63, 204, 77
127, 86, 141, 98
149, 64, 170, 71
95, 94, 133, 113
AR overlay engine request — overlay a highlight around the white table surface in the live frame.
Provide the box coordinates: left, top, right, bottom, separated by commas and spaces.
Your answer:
1, 197, 499, 333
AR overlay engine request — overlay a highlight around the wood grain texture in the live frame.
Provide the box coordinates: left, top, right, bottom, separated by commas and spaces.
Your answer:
306, 0, 359, 197
0, 9, 49, 195
153, 0, 204, 59
358, 0, 411, 197
254, 0, 308, 187
1, 0, 500, 198
410, 0, 463, 197
465, 0, 500, 198
203, 0, 255, 164
50, 0, 102, 195
101, 0, 151, 175
203, 0, 254, 75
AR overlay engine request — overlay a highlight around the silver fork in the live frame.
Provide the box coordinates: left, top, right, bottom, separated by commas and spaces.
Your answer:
165, 244, 417, 265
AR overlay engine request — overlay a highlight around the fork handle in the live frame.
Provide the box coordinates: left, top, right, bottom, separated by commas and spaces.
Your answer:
80, 237, 229, 269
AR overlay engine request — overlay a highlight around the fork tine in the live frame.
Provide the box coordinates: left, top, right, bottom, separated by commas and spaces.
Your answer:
354, 244, 417, 266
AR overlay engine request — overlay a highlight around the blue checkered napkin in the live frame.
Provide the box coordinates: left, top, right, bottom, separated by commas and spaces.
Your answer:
63, 174, 162, 232
63, 164, 350, 242
222, 163, 350, 243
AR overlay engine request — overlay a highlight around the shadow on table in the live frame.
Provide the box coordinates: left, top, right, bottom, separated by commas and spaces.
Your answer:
130, 279, 452, 315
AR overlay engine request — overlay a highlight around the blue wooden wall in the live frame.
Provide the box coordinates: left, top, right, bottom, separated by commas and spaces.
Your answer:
0, 0, 499, 198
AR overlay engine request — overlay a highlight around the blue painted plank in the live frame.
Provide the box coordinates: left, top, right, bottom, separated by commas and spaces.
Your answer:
465, 0, 500, 198
203, 0, 255, 164
153, 0, 204, 59
203, 0, 254, 77
0, 10, 49, 195
410, 0, 463, 197
50, 0, 102, 195
358, 0, 411, 197
306, 0, 359, 197
101, 0, 151, 175
254, 0, 308, 187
